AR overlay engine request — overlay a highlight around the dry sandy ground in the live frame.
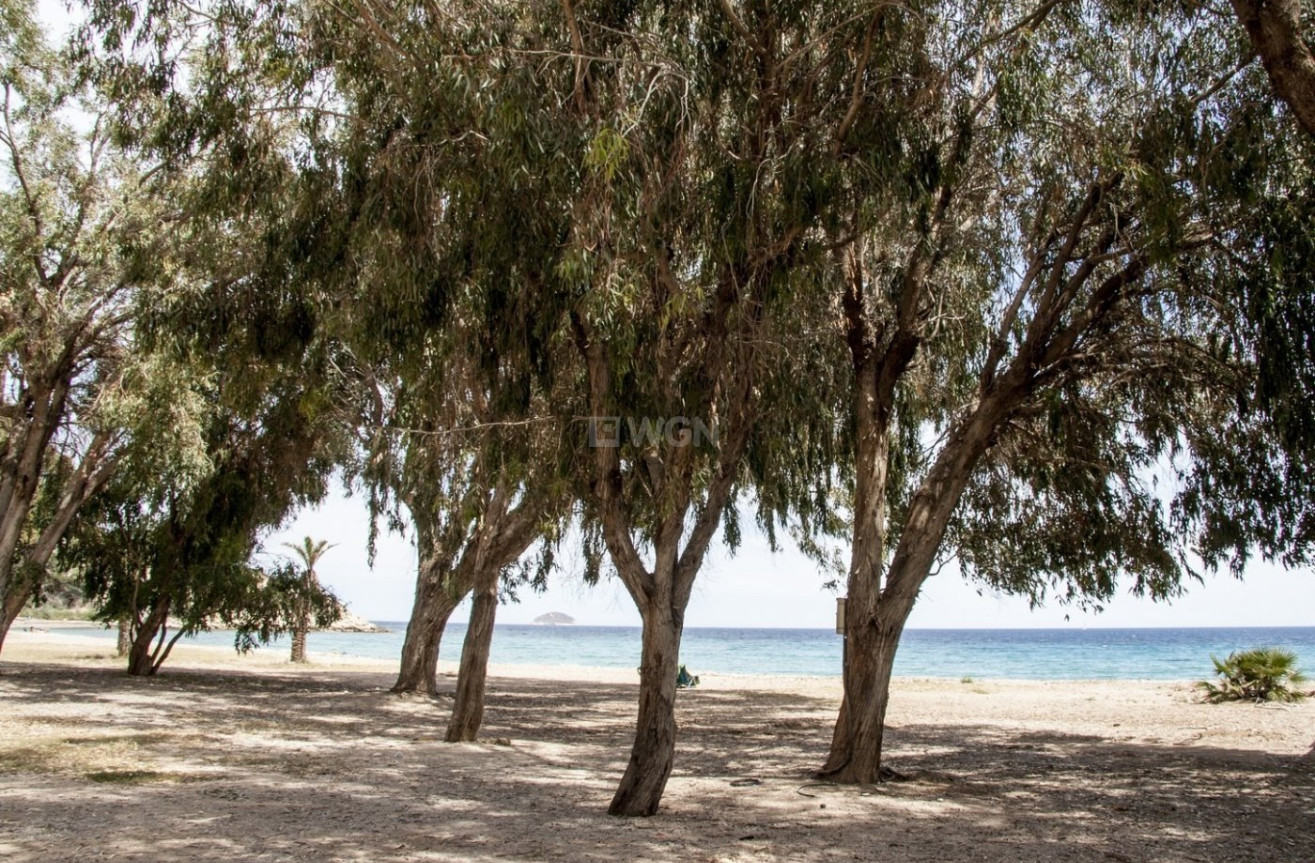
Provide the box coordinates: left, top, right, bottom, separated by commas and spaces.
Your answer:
1, 629, 1312, 863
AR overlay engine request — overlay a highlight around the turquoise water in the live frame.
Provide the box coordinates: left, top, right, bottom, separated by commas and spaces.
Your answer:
60, 623, 1315, 680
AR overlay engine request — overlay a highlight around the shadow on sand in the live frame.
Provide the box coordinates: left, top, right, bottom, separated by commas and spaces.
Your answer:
1, 661, 1311, 862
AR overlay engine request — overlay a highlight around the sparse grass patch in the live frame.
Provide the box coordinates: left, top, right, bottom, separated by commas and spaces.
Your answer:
84, 769, 195, 784
0, 731, 189, 778
1, 741, 126, 775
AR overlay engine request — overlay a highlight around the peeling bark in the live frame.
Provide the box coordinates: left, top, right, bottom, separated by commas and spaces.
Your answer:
393, 558, 468, 695
608, 600, 683, 816
445, 565, 499, 742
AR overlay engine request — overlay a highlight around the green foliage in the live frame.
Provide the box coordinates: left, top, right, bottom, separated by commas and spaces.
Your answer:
0, 0, 210, 623
230, 560, 342, 653
1198, 648, 1310, 703
21, 565, 85, 611
66, 1, 1315, 652
282, 536, 333, 574
54, 0, 1315, 807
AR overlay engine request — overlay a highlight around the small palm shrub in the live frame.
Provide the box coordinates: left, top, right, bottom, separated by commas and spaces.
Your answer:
1198, 648, 1309, 703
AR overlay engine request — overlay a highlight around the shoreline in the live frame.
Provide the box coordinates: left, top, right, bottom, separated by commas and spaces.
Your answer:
18, 615, 1315, 632
2, 622, 1212, 687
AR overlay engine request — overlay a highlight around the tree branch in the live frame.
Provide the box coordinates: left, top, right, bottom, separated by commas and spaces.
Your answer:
1230, 0, 1315, 139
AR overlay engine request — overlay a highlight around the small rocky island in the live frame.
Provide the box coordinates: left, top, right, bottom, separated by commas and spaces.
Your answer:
533, 612, 575, 625
324, 610, 389, 633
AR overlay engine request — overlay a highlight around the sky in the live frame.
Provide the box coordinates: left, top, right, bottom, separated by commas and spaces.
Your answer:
34, 1, 1312, 632
266, 489, 1315, 629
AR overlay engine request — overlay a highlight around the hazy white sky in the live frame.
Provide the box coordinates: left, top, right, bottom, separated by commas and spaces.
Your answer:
266, 490, 1315, 629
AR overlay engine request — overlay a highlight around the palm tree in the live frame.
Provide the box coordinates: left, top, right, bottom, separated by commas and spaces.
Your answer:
282, 537, 334, 663
1199, 648, 1309, 703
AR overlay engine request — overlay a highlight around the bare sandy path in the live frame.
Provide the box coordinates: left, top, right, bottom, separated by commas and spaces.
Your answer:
1, 633, 1311, 862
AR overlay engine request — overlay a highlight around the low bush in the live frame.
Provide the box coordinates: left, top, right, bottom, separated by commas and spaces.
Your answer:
1198, 648, 1309, 703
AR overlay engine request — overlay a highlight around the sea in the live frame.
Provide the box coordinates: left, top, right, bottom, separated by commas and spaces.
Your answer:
56, 623, 1315, 680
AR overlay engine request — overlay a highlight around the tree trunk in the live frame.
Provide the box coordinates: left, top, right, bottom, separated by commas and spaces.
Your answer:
445, 566, 500, 742
127, 600, 169, 677
824, 384, 1011, 782
0, 526, 33, 656
290, 626, 308, 663
608, 605, 683, 817
821, 333, 908, 782
116, 617, 132, 657
0, 382, 73, 635
822, 603, 910, 783
1231, 0, 1315, 140
0, 583, 29, 653
127, 633, 158, 676
0, 424, 117, 658
393, 563, 466, 695
0, 498, 37, 636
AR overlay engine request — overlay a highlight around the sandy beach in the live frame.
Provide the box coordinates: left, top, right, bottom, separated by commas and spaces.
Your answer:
1, 625, 1312, 862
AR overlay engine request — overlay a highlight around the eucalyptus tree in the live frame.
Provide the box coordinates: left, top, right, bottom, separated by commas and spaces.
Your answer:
62, 0, 357, 675
343, 358, 570, 703
113, 205, 349, 675
64, 331, 341, 676
71, 497, 343, 676
173, 0, 580, 734
775, 0, 1315, 784
334, 196, 574, 703
439, 448, 566, 744
532, 0, 901, 815
80, 0, 577, 714
244, 0, 855, 807
0, 0, 190, 649
290, 2, 581, 710
338, 197, 571, 735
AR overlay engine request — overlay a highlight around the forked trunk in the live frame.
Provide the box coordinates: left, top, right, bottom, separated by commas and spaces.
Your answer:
0, 517, 33, 643
609, 607, 683, 817
822, 606, 909, 783
0, 425, 117, 658
445, 567, 499, 742
823, 388, 1006, 782
127, 600, 169, 677
0, 390, 65, 640
394, 565, 465, 694
821, 346, 906, 782
126, 630, 159, 677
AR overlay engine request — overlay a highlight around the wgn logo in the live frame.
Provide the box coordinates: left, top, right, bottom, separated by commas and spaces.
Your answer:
587, 416, 717, 448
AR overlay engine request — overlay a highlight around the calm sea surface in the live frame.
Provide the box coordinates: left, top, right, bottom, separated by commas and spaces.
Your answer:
59, 623, 1315, 680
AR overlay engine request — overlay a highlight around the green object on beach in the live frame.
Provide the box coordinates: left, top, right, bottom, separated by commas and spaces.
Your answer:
677, 665, 700, 689
1198, 647, 1309, 703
